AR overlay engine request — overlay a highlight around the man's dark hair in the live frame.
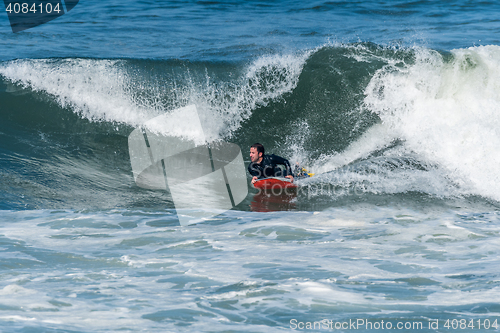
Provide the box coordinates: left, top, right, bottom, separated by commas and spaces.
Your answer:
251, 143, 265, 155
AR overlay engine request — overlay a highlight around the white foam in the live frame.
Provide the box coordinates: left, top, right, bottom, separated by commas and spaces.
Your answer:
0, 54, 310, 142
187, 52, 312, 141
289, 281, 369, 305
144, 104, 206, 145
0, 59, 154, 126
0, 285, 57, 311
0, 208, 499, 331
312, 123, 396, 174
364, 45, 500, 201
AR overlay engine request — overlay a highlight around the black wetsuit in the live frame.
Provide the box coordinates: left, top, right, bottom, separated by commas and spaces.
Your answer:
248, 154, 293, 179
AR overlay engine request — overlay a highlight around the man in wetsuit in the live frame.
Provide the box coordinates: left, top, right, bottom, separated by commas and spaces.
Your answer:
248, 143, 294, 185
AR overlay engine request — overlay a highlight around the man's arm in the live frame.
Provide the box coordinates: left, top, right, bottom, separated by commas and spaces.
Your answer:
248, 163, 261, 184
269, 154, 294, 182
248, 163, 260, 176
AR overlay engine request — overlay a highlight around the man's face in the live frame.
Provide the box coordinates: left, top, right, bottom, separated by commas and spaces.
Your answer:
250, 147, 262, 163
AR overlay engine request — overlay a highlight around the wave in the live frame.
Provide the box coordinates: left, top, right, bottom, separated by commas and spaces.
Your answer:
1, 43, 500, 209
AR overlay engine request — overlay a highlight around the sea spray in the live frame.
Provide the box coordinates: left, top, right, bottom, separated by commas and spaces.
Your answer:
0, 53, 310, 143
364, 45, 500, 201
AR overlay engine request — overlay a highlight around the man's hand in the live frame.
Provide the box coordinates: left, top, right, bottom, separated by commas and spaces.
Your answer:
251, 176, 258, 184
285, 175, 294, 183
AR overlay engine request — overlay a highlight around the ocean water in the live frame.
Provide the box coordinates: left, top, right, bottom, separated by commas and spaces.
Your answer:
1, 1, 500, 332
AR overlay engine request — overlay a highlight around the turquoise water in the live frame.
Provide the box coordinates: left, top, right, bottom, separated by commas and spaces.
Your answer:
1, 1, 500, 332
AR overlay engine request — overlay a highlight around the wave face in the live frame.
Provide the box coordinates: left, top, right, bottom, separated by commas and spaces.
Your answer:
1, 43, 500, 210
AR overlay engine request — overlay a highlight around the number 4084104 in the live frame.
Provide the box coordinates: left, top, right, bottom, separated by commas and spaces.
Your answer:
5, 2, 62, 14
444, 319, 498, 330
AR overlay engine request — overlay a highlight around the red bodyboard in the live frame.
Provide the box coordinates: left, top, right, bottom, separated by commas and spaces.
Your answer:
252, 177, 298, 190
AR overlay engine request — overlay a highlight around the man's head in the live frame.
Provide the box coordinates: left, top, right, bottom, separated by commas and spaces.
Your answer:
250, 143, 264, 163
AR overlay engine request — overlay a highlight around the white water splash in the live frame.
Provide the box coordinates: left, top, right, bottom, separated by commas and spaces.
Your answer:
0, 53, 310, 142
364, 45, 500, 201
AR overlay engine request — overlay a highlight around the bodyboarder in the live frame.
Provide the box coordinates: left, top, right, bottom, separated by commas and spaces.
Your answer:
248, 143, 294, 185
